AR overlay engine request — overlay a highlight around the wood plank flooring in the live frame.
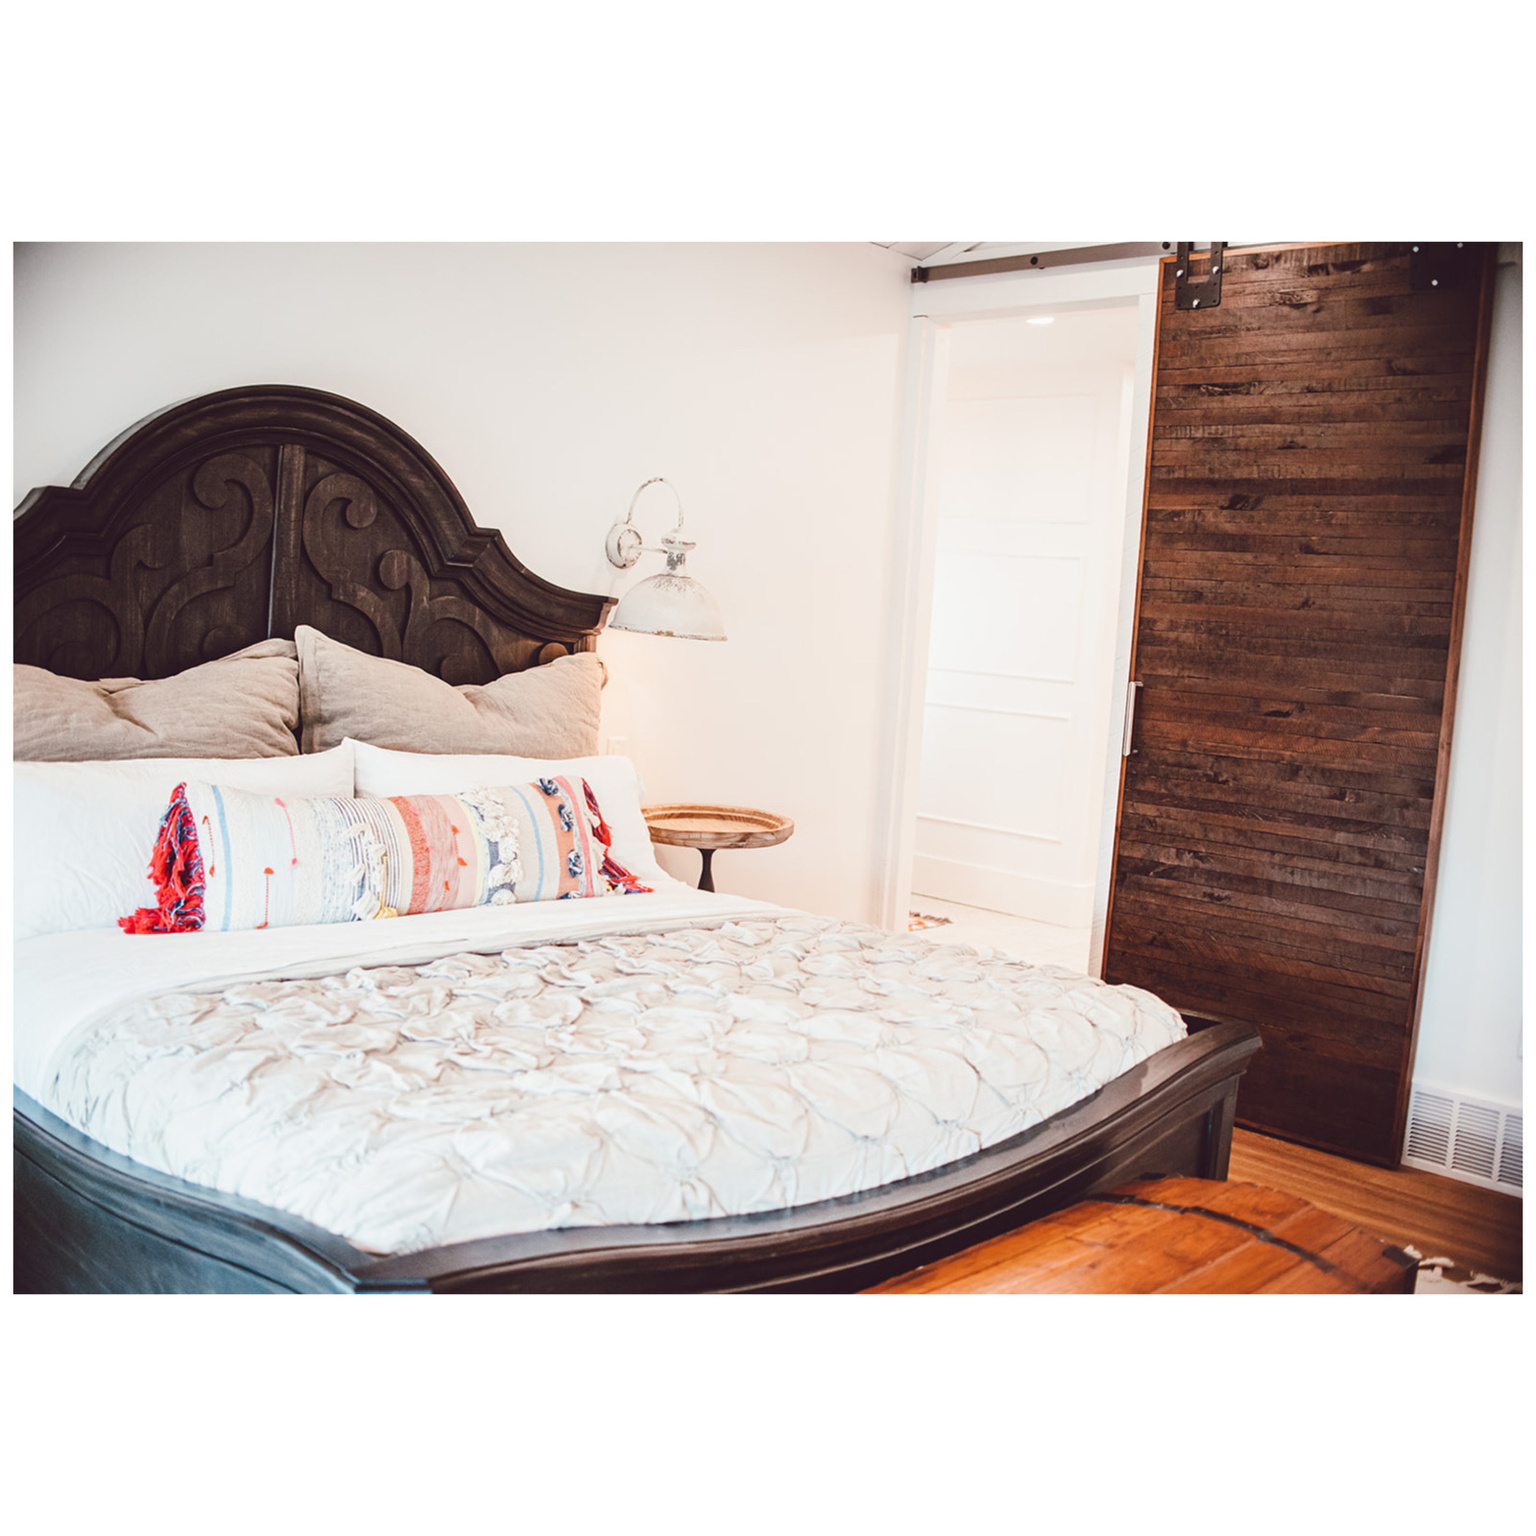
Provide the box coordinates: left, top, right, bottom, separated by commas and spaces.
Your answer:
868, 1177, 1417, 1294
1228, 1127, 1522, 1279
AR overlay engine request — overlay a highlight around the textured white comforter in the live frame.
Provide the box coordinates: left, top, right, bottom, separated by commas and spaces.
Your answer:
23, 901, 1185, 1256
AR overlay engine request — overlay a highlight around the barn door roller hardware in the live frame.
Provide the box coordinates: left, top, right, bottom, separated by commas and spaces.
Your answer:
910, 241, 1176, 283
1174, 243, 1225, 309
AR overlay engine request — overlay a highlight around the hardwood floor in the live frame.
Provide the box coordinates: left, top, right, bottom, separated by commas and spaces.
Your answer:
868, 1176, 1418, 1294
1228, 1128, 1522, 1280
869, 1133, 1521, 1293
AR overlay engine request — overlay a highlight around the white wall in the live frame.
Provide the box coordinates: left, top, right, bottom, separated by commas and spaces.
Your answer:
1412, 246, 1524, 1112
12, 242, 914, 923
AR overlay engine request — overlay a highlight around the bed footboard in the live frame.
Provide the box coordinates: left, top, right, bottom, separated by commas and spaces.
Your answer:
13, 1093, 389, 1294
14, 1022, 1259, 1294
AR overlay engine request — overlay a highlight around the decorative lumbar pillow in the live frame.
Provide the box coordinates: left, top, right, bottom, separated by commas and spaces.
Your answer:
294, 625, 603, 759
120, 774, 650, 934
13, 744, 357, 942
349, 740, 683, 893
14, 639, 301, 761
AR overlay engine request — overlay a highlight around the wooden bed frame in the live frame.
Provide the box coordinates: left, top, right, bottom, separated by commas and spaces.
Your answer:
13, 384, 1262, 1293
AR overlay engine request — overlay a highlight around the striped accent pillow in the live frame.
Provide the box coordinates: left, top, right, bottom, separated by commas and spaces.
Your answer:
119, 775, 650, 934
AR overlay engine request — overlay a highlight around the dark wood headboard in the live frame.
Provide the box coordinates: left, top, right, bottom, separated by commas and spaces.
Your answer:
14, 385, 614, 683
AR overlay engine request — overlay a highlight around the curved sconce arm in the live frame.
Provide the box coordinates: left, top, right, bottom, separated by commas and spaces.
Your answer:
606, 477, 691, 571
602, 477, 726, 641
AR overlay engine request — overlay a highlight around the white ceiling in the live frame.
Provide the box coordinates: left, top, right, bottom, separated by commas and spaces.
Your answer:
873, 242, 973, 263
873, 242, 1116, 267
874, 241, 1252, 269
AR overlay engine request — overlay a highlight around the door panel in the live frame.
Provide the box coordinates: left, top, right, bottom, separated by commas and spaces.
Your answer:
1102, 242, 1494, 1166
915, 308, 1138, 927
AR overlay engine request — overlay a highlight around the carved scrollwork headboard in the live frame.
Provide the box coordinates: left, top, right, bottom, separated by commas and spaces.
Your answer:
13, 385, 614, 683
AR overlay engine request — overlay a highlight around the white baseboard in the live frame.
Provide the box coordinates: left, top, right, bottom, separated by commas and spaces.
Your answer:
911, 854, 1095, 927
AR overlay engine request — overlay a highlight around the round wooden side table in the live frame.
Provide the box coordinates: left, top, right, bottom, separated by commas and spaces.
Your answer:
641, 803, 794, 891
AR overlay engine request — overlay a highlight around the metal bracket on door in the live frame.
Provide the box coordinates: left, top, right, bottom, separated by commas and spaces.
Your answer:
1409, 242, 1471, 291
1174, 243, 1225, 309
1122, 680, 1143, 756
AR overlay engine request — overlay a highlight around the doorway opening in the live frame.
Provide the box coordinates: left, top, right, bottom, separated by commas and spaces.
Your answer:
906, 303, 1143, 969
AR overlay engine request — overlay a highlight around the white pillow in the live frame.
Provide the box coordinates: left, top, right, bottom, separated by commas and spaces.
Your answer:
13, 743, 356, 941
349, 740, 684, 893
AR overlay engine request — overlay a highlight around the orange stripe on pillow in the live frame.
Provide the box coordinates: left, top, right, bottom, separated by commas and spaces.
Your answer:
390, 796, 435, 913
416, 794, 467, 911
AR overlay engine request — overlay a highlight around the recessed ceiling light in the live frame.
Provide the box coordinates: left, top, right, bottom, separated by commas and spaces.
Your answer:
1026, 316, 1055, 326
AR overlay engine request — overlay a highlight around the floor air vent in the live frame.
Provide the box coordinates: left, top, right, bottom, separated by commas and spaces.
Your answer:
1497, 1116, 1522, 1189
1403, 1088, 1523, 1195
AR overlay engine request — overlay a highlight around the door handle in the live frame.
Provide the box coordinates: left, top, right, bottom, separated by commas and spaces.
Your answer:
1122, 680, 1143, 756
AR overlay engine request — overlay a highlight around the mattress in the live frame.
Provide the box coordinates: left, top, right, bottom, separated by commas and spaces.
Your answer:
17, 894, 1186, 1256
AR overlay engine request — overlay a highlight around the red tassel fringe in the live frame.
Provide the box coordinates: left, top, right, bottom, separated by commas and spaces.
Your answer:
582, 779, 615, 846
118, 783, 207, 934
582, 777, 651, 895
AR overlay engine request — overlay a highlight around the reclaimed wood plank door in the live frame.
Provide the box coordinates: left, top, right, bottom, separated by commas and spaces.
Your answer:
1102, 242, 1495, 1167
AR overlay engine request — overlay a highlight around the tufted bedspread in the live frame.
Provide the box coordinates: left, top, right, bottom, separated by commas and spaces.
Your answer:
41, 913, 1186, 1255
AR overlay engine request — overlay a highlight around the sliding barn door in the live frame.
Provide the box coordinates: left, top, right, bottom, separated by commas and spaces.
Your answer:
1102, 241, 1494, 1166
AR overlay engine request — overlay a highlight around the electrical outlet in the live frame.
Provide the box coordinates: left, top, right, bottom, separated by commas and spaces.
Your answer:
605, 735, 629, 757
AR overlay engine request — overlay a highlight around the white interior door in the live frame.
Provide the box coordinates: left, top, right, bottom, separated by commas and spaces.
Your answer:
912, 306, 1139, 926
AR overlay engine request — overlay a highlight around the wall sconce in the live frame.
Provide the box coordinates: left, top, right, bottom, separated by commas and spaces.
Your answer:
604, 478, 727, 641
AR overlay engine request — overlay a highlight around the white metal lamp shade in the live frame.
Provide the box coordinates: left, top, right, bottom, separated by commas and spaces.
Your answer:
604, 480, 727, 641
609, 566, 727, 640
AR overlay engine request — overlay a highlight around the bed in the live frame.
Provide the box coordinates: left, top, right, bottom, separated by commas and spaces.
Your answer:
13, 384, 1261, 1293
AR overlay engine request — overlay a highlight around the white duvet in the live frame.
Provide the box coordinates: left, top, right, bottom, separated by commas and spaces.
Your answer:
16, 894, 1186, 1256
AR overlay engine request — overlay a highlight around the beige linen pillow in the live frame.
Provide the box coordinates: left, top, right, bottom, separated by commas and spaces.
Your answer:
294, 625, 603, 758
13, 639, 300, 761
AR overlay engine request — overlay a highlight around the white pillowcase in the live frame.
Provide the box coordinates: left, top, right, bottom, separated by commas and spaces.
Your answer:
14, 743, 356, 941
349, 740, 683, 894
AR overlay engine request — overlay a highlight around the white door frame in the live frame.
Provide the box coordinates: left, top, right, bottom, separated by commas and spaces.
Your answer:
872, 260, 1164, 972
